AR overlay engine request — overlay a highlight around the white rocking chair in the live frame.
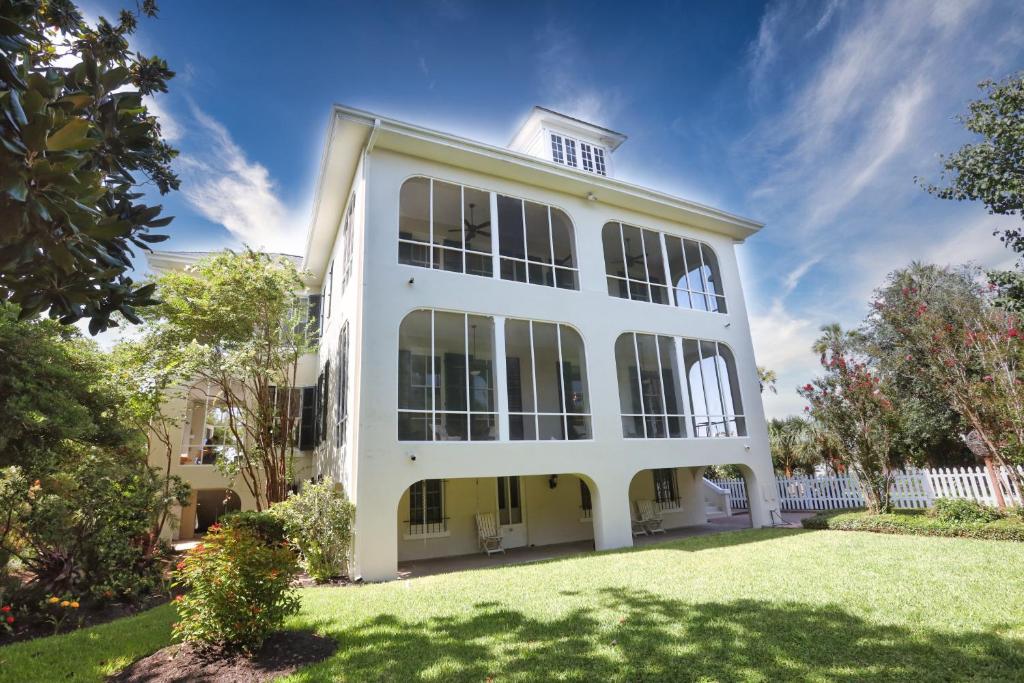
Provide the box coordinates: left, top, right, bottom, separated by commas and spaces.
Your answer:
636, 500, 666, 535
475, 512, 505, 556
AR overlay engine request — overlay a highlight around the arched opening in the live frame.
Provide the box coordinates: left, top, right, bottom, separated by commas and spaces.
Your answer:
194, 488, 241, 534
394, 473, 599, 577
628, 466, 739, 538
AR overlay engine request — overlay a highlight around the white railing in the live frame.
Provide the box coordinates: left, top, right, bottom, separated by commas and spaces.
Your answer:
711, 466, 1024, 511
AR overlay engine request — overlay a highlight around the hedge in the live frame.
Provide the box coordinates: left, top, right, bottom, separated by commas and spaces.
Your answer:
802, 508, 1024, 542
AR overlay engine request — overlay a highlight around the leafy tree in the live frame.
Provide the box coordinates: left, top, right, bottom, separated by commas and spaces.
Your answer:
0, 302, 133, 476
918, 73, 1024, 308
799, 324, 902, 513
869, 263, 1024, 501
145, 250, 313, 509
767, 416, 812, 476
0, 0, 178, 333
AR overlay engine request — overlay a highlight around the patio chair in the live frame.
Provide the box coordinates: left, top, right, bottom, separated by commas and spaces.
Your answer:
635, 500, 666, 535
631, 516, 649, 537
475, 512, 505, 556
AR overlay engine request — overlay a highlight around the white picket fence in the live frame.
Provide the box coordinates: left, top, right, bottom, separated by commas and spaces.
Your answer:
711, 466, 1024, 512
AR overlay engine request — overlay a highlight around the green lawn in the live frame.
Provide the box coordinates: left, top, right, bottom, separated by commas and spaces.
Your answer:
2, 528, 1023, 682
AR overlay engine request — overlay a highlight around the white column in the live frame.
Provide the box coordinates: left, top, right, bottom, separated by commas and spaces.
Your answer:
352, 484, 400, 582
493, 316, 509, 441
589, 473, 633, 552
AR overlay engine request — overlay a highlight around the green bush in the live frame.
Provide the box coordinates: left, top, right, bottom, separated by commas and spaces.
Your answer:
802, 507, 1024, 542
220, 510, 288, 544
172, 513, 300, 652
270, 478, 355, 582
930, 498, 1003, 524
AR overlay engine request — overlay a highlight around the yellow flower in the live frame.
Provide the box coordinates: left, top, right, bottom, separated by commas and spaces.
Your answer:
70, 601, 80, 609
48, 597, 59, 604
60, 600, 69, 608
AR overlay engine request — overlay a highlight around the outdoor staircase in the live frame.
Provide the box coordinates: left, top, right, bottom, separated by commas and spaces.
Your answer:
702, 478, 732, 519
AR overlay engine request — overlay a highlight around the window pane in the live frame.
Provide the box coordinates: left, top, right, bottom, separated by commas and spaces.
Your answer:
399, 412, 431, 441
399, 177, 431, 245
532, 322, 561, 414
504, 320, 535, 414
567, 415, 591, 440
716, 343, 744, 419
684, 240, 709, 311
636, 333, 665, 416
524, 202, 552, 264
509, 414, 537, 441
433, 181, 462, 273
559, 326, 589, 414
463, 187, 492, 254
615, 334, 643, 415
665, 235, 690, 308
467, 315, 494, 412
470, 414, 497, 441
555, 268, 577, 290
700, 243, 725, 299
602, 223, 626, 279
565, 139, 577, 167
497, 196, 525, 259
683, 339, 708, 435
398, 310, 433, 411
622, 415, 644, 439
550, 208, 575, 269
538, 414, 564, 440
642, 230, 667, 285
434, 312, 466, 412
658, 336, 683, 416
699, 340, 726, 418
550, 134, 564, 164
621, 224, 646, 280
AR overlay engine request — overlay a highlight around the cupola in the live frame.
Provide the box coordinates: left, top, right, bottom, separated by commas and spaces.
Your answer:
508, 106, 627, 178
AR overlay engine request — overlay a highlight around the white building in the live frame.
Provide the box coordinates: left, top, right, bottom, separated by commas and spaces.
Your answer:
157, 105, 779, 582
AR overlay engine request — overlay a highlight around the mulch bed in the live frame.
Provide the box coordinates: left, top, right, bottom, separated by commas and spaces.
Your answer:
1, 592, 173, 646
108, 630, 338, 683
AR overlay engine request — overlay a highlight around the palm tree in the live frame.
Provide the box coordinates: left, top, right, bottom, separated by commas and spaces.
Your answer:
757, 366, 778, 395
768, 416, 811, 477
812, 323, 864, 364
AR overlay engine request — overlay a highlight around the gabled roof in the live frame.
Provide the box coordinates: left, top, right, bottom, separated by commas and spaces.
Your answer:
304, 104, 764, 279
508, 106, 628, 153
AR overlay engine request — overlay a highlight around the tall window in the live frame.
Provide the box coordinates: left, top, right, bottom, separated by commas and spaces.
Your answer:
335, 323, 349, 446
497, 476, 522, 525
315, 361, 330, 445
497, 196, 578, 290
322, 260, 334, 320
505, 319, 591, 440
408, 479, 445, 534
182, 397, 240, 465
615, 333, 745, 439
653, 469, 677, 505
549, 133, 606, 176
398, 177, 492, 277
684, 340, 746, 438
341, 195, 355, 289
602, 222, 727, 313
398, 310, 497, 441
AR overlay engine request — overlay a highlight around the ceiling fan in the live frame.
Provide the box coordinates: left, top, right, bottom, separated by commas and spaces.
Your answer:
449, 203, 491, 241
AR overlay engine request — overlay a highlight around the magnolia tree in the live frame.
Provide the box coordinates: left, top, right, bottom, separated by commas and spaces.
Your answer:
870, 264, 1024, 502
798, 325, 902, 513
145, 250, 313, 509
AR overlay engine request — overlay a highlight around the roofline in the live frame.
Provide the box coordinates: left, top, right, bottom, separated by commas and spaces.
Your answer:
532, 106, 626, 138
303, 103, 765, 276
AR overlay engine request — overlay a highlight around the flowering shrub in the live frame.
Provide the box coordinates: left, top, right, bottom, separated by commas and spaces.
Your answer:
270, 478, 355, 582
1, 603, 14, 636
41, 594, 81, 635
172, 512, 300, 652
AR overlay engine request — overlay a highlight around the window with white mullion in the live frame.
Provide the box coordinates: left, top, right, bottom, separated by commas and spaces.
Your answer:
594, 147, 607, 176
556, 323, 568, 438
580, 142, 594, 172
630, 333, 649, 438
399, 178, 493, 278
565, 138, 577, 167
528, 319, 539, 439
550, 134, 564, 164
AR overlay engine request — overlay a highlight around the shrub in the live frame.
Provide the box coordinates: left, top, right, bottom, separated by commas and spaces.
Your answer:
172, 512, 300, 652
802, 508, 1024, 542
930, 498, 1003, 524
270, 478, 355, 582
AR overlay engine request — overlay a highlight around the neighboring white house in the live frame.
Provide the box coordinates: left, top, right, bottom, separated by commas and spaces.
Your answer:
154, 105, 779, 581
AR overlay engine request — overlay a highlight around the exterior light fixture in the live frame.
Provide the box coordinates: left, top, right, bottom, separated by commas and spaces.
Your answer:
586, 192, 597, 201
548, 474, 559, 489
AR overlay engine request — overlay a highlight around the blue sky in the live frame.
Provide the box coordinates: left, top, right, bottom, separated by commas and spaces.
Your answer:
88, 0, 1024, 417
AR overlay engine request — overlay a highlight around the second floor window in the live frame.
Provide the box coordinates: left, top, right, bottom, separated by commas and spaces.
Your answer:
398, 310, 497, 441
602, 222, 727, 313
497, 196, 577, 290
505, 319, 591, 440
615, 332, 746, 439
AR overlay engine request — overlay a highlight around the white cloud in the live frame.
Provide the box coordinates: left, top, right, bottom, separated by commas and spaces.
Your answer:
175, 105, 302, 254
749, 299, 821, 418
143, 95, 182, 142
534, 21, 621, 126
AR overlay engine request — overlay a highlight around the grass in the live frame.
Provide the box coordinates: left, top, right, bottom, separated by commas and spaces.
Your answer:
2, 528, 1023, 682
803, 507, 1024, 541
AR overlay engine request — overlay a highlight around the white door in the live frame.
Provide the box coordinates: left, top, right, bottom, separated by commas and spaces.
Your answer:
497, 476, 527, 548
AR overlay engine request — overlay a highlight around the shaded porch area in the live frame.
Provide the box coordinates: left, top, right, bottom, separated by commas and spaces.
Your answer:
396, 511, 811, 579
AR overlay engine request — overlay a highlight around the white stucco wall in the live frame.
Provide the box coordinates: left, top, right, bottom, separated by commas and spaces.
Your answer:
326, 147, 777, 581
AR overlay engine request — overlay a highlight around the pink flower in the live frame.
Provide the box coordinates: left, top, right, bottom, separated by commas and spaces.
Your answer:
983, 375, 993, 382
1009, 328, 1019, 339
803, 383, 813, 392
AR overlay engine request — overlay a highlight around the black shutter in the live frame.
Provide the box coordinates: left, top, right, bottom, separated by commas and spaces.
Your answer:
299, 387, 316, 451
319, 361, 330, 444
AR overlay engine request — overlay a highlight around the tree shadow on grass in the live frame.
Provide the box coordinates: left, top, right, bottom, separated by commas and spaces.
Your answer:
285, 586, 1022, 682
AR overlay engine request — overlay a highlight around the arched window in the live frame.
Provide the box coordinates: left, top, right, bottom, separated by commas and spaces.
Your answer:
398, 310, 497, 441
602, 222, 727, 313
614, 333, 745, 439
398, 178, 493, 277
398, 176, 578, 291
504, 319, 591, 440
